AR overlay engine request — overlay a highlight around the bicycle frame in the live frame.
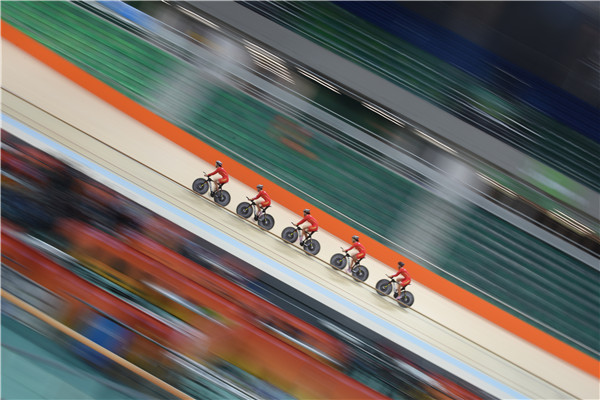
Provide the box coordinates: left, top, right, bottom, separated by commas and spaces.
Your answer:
209, 177, 224, 194
249, 199, 269, 216
389, 278, 410, 296
298, 225, 316, 241
343, 250, 364, 270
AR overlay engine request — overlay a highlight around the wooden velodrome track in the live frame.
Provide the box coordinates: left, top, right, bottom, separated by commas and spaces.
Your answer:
2, 39, 598, 399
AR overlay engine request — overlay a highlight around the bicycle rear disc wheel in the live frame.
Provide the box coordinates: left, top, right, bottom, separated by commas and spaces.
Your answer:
397, 291, 415, 307
352, 266, 369, 282
214, 190, 231, 206
303, 239, 320, 255
258, 214, 275, 230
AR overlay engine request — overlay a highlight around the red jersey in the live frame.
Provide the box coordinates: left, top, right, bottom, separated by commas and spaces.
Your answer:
251, 190, 271, 206
391, 267, 411, 283
345, 242, 366, 254
207, 167, 228, 180
297, 214, 318, 230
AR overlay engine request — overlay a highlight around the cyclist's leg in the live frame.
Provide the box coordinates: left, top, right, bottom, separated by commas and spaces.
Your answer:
401, 278, 411, 290
396, 278, 411, 298
304, 226, 318, 246
301, 228, 308, 244
299, 222, 309, 244
254, 199, 265, 219
345, 251, 358, 273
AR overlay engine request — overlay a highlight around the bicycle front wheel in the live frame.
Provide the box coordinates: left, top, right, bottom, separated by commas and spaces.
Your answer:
375, 279, 392, 295
236, 202, 253, 218
330, 254, 347, 270
281, 227, 298, 243
192, 178, 209, 194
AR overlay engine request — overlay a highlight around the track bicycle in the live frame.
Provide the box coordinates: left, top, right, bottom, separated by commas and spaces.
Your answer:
236, 197, 275, 230
329, 249, 369, 282
281, 224, 321, 255
192, 174, 231, 206
375, 277, 415, 307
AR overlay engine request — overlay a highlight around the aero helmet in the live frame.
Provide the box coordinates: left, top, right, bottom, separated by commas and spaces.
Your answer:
352, 235, 359, 242
257, 184, 263, 190
398, 261, 405, 268
303, 208, 310, 214
215, 160, 222, 167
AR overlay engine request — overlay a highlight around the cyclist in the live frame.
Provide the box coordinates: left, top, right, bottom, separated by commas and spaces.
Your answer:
296, 208, 318, 246
343, 235, 366, 275
387, 262, 411, 299
248, 184, 271, 221
205, 160, 229, 196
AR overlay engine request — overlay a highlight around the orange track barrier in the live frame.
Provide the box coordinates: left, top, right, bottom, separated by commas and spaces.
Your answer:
2, 21, 597, 378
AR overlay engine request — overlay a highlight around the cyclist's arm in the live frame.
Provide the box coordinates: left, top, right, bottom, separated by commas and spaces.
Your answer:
344, 243, 356, 252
